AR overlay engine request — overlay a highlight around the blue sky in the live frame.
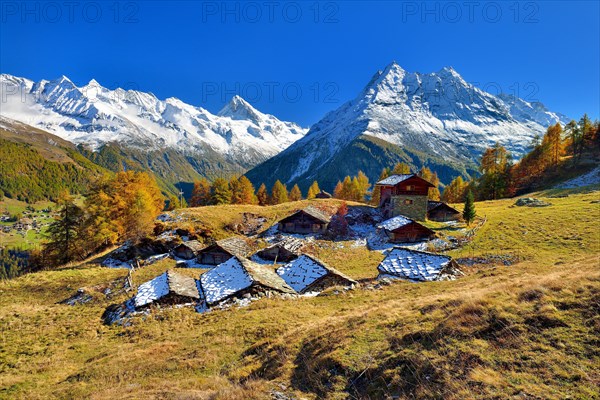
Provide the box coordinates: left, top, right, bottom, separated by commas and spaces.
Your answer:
1, 1, 598, 126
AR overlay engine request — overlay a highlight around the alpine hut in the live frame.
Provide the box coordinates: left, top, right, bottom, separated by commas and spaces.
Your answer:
377, 247, 462, 282
377, 215, 435, 243
134, 270, 202, 308
276, 254, 357, 293
277, 206, 331, 234
199, 256, 295, 305
173, 240, 204, 260
427, 201, 461, 222
255, 237, 304, 262
197, 236, 251, 266
315, 190, 332, 199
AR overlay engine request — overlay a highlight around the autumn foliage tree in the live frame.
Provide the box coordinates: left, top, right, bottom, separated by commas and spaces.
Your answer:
307, 181, 320, 199
230, 176, 257, 205
211, 178, 232, 205
442, 176, 468, 203
418, 166, 441, 200
190, 178, 211, 206
271, 180, 288, 204
477, 143, 512, 200
84, 171, 164, 247
333, 171, 370, 202
256, 183, 269, 206
289, 184, 302, 201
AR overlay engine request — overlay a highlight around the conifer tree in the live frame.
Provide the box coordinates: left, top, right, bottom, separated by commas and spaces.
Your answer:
307, 181, 320, 199
356, 170, 370, 202
442, 176, 468, 203
463, 190, 476, 226
371, 168, 390, 205
271, 180, 288, 204
289, 184, 302, 201
333, 181, 343, 199
211, 178, 232, 205
44, 192, 84, 266
237, 176, 257, 204
190, 178, 211, 206
256, 183, 269, 206
418, 166, 441, 200
392, 162, 411, 174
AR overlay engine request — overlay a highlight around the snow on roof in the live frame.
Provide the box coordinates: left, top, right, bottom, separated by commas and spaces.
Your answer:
276, 255, 329, 292
134, 272, 169, 307
376, 174, 414, 186
200, 257, 253, 305
276, 255, 357, 293
200, 256, 294, 305
377, 247, 457, 282
377, 215, 414, 231
134, 270, 201, 308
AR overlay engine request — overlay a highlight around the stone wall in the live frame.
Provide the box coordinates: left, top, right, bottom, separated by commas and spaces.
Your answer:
390, 195, 428, 221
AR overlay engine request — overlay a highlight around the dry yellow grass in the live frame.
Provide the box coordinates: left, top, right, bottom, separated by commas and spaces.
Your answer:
1, 192, 599, 399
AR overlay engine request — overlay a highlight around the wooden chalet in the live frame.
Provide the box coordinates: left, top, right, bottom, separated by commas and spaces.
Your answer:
278, 206, 331, 234
377, 215, 435, 243
427, 201, 461, 222
200, 256, 295, 305
173, 240, 204, 260
315, 190, 332, 199
197, 236, 251, 266
255, 237, 304, 262
134, 270, 201, 308
276, 254, 357, 293
375, 174, 434, 220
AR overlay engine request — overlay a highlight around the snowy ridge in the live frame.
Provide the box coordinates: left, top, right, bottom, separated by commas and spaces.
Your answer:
256, 62, 570, 183
0, 74, 307, 165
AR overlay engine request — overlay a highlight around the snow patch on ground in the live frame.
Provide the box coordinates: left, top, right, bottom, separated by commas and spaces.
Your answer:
555, 166, 600, 189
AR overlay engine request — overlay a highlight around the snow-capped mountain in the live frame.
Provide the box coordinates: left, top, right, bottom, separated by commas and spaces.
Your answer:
0, 74, 307, 169
246, 62, 570, 190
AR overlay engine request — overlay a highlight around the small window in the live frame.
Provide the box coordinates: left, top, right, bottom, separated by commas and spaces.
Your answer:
406, 185, 414, 191
404, 199, 413, 205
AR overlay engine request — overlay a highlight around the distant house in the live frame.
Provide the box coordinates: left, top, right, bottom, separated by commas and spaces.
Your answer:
278, 206, 331, 234
134, 270, 202, 308
315, 190, 332, 199
375, 174, 434, 220
197, 236, 251, 266
377, 215, 435, 243
200, 256, 295, 305
276, 254, 357, 293
377, 247, 462, 282
173, 240, 204, 260
255, 237, 304, 262
427, 201, 461, 222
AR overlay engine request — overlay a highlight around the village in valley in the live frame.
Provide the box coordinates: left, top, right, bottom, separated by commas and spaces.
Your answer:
90, 173, 478, 325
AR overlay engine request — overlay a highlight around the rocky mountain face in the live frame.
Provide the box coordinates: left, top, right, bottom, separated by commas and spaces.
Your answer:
245, 62, 569, 191
0, 74, 307, 183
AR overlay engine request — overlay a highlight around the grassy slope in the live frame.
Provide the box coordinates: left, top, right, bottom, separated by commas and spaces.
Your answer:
0, 194, 599, 399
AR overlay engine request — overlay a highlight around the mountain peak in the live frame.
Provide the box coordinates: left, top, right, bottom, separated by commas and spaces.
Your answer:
218, 95, 262, 122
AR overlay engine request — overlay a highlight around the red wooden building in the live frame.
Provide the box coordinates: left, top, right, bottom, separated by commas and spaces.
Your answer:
375, 174, 434, 220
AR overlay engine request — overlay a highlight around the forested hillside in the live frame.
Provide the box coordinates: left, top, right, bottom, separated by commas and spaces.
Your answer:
0, 137, 105, 202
